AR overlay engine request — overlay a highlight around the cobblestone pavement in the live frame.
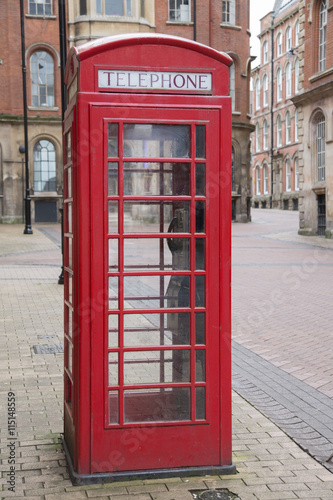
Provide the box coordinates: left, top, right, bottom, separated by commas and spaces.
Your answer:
1, 218, 333, 499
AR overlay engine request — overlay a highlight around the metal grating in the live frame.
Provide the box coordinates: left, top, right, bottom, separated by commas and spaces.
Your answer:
33, 344, 64, 354
191, 490, 241, 500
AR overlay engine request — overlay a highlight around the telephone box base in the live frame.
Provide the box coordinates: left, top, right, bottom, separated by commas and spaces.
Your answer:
62, 436, 236, 486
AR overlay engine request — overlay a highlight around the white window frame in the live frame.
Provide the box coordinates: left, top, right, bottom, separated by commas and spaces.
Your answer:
30, 51, 54, 108
286, 62, 292, 97
229, 62, 235, 111
317, 116, 326, 181
255, 78, 260, 110
319, 0, 327, 72
255, 123, 260, 152
286, 27, 292, 51
286, 160, 291, 192
263, 74, 268, 107
256, 166, 261, 195
33, 140, 57, 192
286, 111, 291, 144
295, 157, 299, 191
96, 0, 133, 16
29, 0, 52, 16
295, 58, 299, 94
277, 115, 282, 147
295, 108, 299, 141
263, 164, 269, 194
277, 32, 283, 57
222, 0, 235, 25
263, 119, 268, 150
277, 68, 282, 102
295, 21, 299, 46
263, 41, 269, 64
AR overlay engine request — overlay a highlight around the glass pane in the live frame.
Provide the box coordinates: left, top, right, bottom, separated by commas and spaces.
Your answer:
67, 340, 73, 376
108, 123, 118, 157
67, 167, 72, 198
124, 387, 190, 423
123, 124, 190, 158
108, 162, 118, 195
123, 275, 190, 310
67, 203, 72, 233
108, 391, 119, 424
123, 201, 190, 234
66, 305, 73, 339
108, 238, 118, 271
68, 273, 73, 304
124, 350, 190, 384
124, 162, 190, 196
195, 164, 205, 196
108, 315, 118, 347
195, 387, 206, 420
108, 277, 118, 310
124, 238, 190, 271
66, 132, 71, 162
195, 312, 205, 344
195, 125, 205, 158
195, 238, 205, 270
195, 350, 205, 381
195, 275, 205, 307
108, 352, 118, 386
108, 201, 118, 234
124, 312, 190, 346
68, 237, 72, 269
195, 201, 205, 233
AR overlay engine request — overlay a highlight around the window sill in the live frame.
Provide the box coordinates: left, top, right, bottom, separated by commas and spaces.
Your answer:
31, 192, 61, 198
166, 20, 193, 25
26, 14, 56, 20
309, 67, 333, 83
28, 106, 59, 111
220, 23, 241, 31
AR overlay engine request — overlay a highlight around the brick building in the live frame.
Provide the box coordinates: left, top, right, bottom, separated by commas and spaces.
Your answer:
251, 0, 300, 211
0, 0, 63, 222
292, 0, 333, 237
0, 0, 253, 223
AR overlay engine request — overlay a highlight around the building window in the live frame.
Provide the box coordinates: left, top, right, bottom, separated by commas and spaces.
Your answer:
317, 116, 325, 181
277, 33, 282, 57
295, 108, 298, 141
295, 58, 299, 94
30, 51, 54, 107
97, 0, 133, 16
263, 119, 268, 150
286, 27, 292, 51
277, 115, 282, 147
29, 0, 52, 15
255, 78, 260, 110
286, 160, 291, 191
286, 111, 291, 144
255, 123, 260, 152
169, 0, 190, 22
33, 140, 57, 192
256, 166, 261, 195
263, 41, 269, 64
295, 157, 299, 191
229, 62, 235, 111
286, 62, 292, 97
231, 146, 235, 191
319, 0, 327, 72
263, 74, 268, 107
222, 0, 235, 24
277, 68, 282, 101
263, 164, 269, 194
295, 21, 299, 46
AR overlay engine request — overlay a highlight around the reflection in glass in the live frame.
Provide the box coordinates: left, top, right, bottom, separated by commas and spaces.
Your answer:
195, 201, 205, 233
108, 201, 118, 234
195, 350, 205, 381
108, 391, 119, 424
195, 387, 206, 420
123, 201, 190, 234
123, 162, 190, 196
123, 313, 190, 346
108, 238, 118, 271
195, 275, 205, 307
195, 163, 205, 196
67, 203, 72, 233
195, 313, 205, 344
68, 273, 73, 304
108, 315, 118, 347
124, 387, 190, 423
195, 125, 205, 158
66, 305, 73, 339
108, 123, 118, 157
195, 238, 205, 270
67, 167, 72, 198
123, 124, 190, 158
67, 340, 73, 376
123, 238, 190, 271
108, 352, 118, 386
68, 237, 72, 269
108, 277, 118, 310
108, 162, 118, 195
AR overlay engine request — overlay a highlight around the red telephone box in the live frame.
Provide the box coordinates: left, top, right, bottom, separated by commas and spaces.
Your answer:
62, 33, 234, 484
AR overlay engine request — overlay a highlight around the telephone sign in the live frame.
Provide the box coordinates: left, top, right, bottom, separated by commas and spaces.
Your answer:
62, 33, 234, 484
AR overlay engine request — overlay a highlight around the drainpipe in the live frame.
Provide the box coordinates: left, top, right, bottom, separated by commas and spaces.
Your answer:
193, 0, 196, 41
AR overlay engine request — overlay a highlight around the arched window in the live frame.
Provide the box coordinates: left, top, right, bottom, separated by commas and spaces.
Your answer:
255, 78, 260, 110
286, 27, 292, 51
286, 62, 292, 97
295, 108, 299, 141
263, 119, 268, 150
256, 165, 261, 195
277, 33, 282, 57
276, 68, 282, 101
286, 111, 291, 144
295, 58, 299, 94
317, 115, 325, 181
222, 0, 235, 24
319, 0, 327, 72
33, 140, 57, 192
295, 21, 299, 46
255, 122, 260, 152
229, 62, 235, 111
295, 157, 299, 191
286, 160, 291, 191
277, 115, 282, 147
263, 41, 269, 64
263, 74, 268, 107
263, 164, 269, 194
30, 51, 54, 107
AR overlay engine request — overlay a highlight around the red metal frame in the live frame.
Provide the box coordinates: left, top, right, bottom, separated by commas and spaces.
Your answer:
62, 34, 233, 482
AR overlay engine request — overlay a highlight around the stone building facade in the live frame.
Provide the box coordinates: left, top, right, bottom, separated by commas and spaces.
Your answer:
292, 0, 333, 237
251, 0, 300, 211
0, 0, 253, 223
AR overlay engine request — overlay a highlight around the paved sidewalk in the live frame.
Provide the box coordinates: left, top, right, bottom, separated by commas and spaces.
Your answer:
1, 220, 333, 499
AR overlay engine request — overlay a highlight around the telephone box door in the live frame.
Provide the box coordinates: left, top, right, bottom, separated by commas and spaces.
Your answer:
90, 104, 225, 472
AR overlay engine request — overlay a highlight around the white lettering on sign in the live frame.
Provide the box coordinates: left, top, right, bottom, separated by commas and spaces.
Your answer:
98, 70, 212, 92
